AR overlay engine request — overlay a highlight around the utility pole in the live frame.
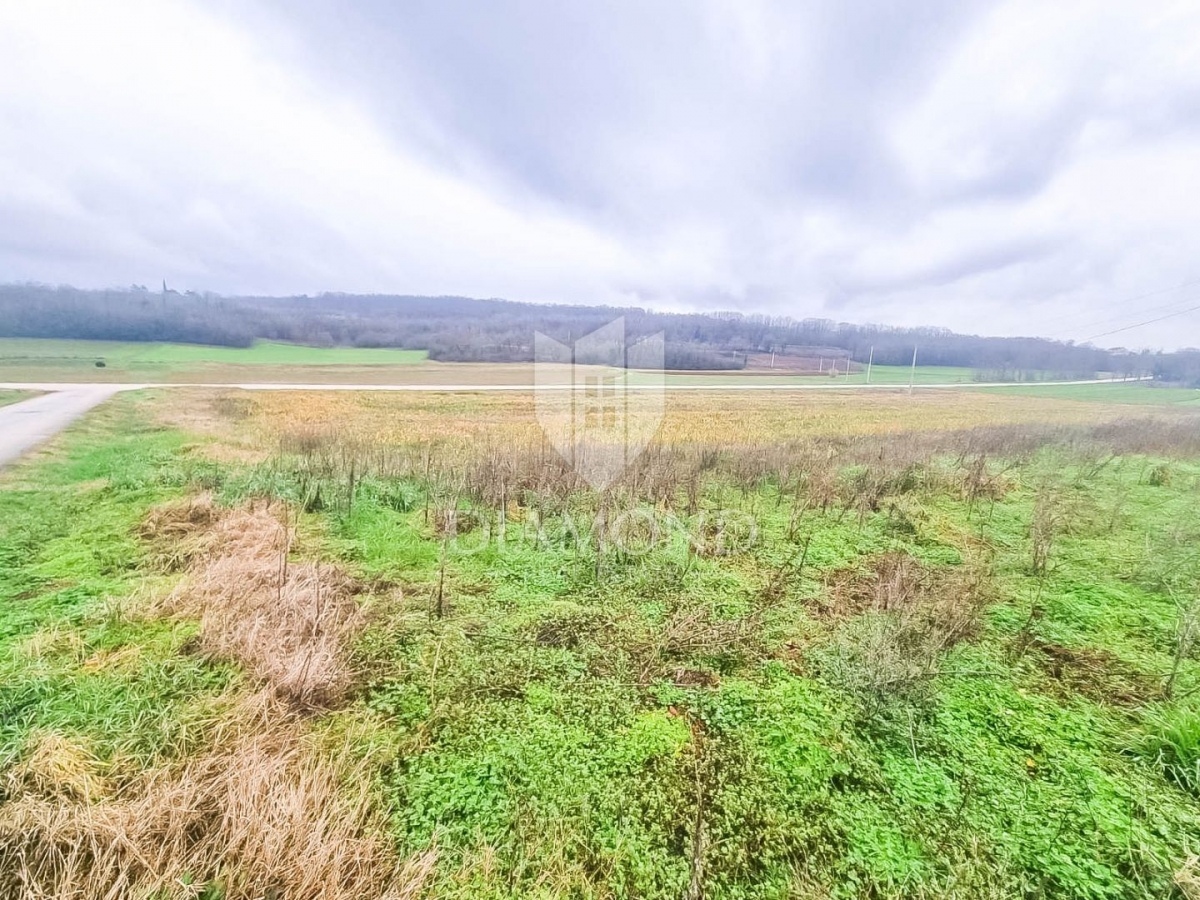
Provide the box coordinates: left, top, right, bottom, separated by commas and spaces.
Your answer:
770, 350, 775, 369
866, 346, 874, 384
908, 345, 918, 395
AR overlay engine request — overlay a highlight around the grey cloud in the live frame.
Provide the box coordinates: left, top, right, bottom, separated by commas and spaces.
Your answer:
4, 0, 1200, 347
847, 235, 1068, 297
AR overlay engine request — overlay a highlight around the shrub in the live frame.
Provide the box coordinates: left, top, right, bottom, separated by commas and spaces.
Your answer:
1149, 463, 1173, 487
1030, 489, 1063, 577
815, 554, 992, 718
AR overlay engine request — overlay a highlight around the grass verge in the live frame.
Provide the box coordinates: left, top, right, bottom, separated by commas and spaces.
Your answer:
0, 390, 36, 408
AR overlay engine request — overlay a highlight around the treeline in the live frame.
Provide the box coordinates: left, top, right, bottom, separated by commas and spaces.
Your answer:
1154, 349, 1200, 385
0, 283, 1193, 380
0, 285, 265, 347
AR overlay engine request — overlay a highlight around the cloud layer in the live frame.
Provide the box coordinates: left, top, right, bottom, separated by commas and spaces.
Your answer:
3, 0, 1200, 347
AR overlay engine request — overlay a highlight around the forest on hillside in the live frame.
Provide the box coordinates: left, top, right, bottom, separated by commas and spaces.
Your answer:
2, 283, 1197, 381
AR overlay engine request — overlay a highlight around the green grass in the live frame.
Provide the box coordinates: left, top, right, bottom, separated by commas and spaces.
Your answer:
0, 390, 35, 407
843, 363, 979, 384
977, 380, 1200, 406
1141, 705, 1200, 794
138, 341, 426, 366
0, 337, 427, 373
6, 395, 1200, 898
0, 396, 236, 773
644, 365, 1053, 387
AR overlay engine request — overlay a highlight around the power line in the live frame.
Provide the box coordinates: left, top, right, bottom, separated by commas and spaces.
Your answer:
1081, 300, 1200, 343
1056, 289, 1200, 339
1038, 276, 1200, 333
1056, 292, 1200, 340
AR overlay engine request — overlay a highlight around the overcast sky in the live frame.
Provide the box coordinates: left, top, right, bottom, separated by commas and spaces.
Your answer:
3, 1, 1200, 348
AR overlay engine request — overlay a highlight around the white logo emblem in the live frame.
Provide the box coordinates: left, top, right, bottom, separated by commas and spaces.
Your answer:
534, 317, 664, 490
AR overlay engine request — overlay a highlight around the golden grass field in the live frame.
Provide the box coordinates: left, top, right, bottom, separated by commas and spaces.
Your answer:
158, 386, 1173, 455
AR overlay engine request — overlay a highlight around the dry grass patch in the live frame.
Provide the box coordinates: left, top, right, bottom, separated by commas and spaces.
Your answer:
3, 732, 109, 805
0, 496, 422, 898
149, 389, 273, 465
820, 551, 922, 619
151, 500, 369, 709
1178, 855, 1200, 899
0, 694, 435, 900
140, 493, 222, 572
15, 627, 89, 668
1029, 639, 1158, 706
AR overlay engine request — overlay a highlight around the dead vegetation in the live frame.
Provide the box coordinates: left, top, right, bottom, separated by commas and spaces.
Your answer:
1030, 488, 1064, 577
151, 497, 370, 709
3, 732, 110, 806
653, 599, 768, 670
821, 551, 924, 619
222, 387, 1160, 459
533, 607, 612, 650
817, 552, 994, 713
139, 492, 221, 572
821, 551, 989, 626
149, 389, 271, 465
227, 414, 1200, 549
1177, 855, 1200, 900
0, 693, 435, 900
957, 452, 1018, 516
1029, 639, 1157, 706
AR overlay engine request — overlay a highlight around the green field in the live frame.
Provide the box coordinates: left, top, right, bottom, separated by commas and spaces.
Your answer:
0, 338, 427, 374
842, 363, 979, 384
651, 365, 1032, 387
977, 380, 1200, 406
2, 390, 1200, 898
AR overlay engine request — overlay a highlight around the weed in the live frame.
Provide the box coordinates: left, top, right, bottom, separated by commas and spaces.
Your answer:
1141, 704, 1200, 795
1149, 462, 1174, 486
1030, 487, 1063, 577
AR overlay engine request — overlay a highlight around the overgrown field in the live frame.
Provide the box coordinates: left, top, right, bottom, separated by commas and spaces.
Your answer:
175, 386, 1180, 451
2, 389, 1200, 899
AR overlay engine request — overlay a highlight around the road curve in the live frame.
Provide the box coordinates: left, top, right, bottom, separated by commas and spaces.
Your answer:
0, 387, 125, 468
